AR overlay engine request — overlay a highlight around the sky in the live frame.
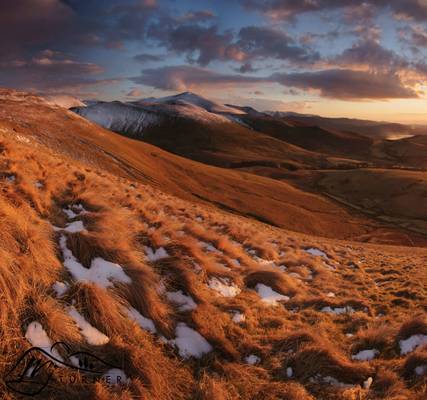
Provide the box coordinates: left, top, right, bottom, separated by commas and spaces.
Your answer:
2, 0, 427, 123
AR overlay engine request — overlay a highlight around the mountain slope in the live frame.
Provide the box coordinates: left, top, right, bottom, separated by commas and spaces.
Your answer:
1, 89, 427, 400
71, 97, 333, 170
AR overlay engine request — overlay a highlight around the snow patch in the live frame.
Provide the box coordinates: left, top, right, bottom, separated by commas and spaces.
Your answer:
399, 334, 427, 355
321, 306, 355, 315
25, 321, 63, 363
415, 365, 427, 375
172, 323, 212, 359
305, 248, 328, 258
60, 235, 131, 288
68, 306, 109, 345
52, 281, 69, 297
64, 220, 86, 233
255, 283, 289, 306
145, 246, 169, 262
126, 306, 156, 333
208, 277, 241, 297
166, 290, 197, 311
231, 311, 245, 323
352, 349, 379, 361
245, 354, 260, 365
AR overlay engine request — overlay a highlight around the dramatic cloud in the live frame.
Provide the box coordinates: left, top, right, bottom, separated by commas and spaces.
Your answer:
332, 40, 406, 71
2, 0, 427, 105
236, 26, 319, 65
0, 49, 113, 94
272, 69, 418, 100
0, 0, 74, 56
131, 65, 267, 91
149, 24, 235, 65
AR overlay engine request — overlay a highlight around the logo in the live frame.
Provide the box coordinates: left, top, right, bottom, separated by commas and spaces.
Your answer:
4, 342, 122, 396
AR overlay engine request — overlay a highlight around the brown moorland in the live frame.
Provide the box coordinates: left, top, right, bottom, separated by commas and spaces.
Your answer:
0, 89, 426, 399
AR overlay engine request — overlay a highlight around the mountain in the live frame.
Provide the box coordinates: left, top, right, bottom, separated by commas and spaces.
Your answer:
70, 92, 427, 242
270, 111, 427, 140
1, 88, 427, 400
71, 95, 336, 171
143, 91, 246, 114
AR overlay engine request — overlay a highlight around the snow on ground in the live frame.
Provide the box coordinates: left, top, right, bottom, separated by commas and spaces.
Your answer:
68, 306, 109, 345
415, 365, 427, 375
313, 375, 354, 388
64, 220, 86, 233
245, 354, 260, 365
103, 368, 129, 385
321, 306, 355, 315
208, 277, 241, 297
199, 241, 221, 254
172, 323, 212, 359
63, 204, 88, 219
231, 311, 245, 323
304, 248, 328, 258
126, 306, 156, 333
166, 290, 197, 311
351, 349, 379, 361
59, 235, 131, 288
399, 334, 427, 355
63, 207, 77, 219
145, 246, 169, 262
52, 281, 69, 297
255, 283, 290, 306
25, 321, 63, 363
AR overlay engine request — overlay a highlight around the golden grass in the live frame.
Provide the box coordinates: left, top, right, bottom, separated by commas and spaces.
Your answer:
0, 126, 426, 399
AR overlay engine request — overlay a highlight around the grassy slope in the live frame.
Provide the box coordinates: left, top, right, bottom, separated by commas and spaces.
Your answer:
1, 107, 427, 399
0, 95, 400, 242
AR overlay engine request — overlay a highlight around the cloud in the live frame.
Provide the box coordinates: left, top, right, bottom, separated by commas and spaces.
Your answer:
243, 0, 427, 22
126, 88, 143, 97
131, 65, 267, 91
0, 50, 115, 95
133, 53, 164, 63
401, 25, 427, 47
331, 39, 406, 71
148, 23, 235, 66
0, 0, 75, 56
236, 26, 319, 65
272, 69, 418, 99
176, 10, 216, 23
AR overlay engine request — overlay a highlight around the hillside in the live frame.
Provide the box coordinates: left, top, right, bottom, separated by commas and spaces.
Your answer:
69, 92, 427, 245
1, 89, 427, 400
3, 89, 417, 244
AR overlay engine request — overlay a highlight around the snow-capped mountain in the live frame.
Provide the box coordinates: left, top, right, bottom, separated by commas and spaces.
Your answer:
72, 101, 162, 135
71, 92, 248, 137
142, 92, 246, 115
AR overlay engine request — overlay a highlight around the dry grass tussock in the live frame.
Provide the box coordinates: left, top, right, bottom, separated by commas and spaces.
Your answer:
0, 131, 427, 400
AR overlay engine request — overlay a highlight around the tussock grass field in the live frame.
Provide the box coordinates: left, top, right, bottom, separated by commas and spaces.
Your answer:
0, 91, 426, 399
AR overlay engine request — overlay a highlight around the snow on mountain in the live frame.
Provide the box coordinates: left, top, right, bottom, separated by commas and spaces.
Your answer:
71, 92, 246, 136
72, 101, 162, 135
143, 92, 246, 115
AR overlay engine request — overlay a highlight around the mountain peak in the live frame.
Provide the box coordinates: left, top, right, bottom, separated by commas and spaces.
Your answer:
145, 91, 246, 115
